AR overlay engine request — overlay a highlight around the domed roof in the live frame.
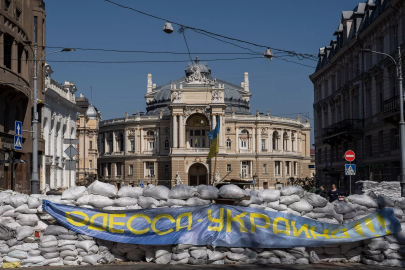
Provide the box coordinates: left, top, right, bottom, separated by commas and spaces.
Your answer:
85, 104, 98, 119
185, 56, 211, 76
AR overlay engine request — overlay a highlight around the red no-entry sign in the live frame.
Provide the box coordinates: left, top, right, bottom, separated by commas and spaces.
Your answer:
345, 150, 355, 162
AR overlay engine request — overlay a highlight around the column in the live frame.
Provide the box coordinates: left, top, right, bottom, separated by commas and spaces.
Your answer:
219, 114, 223, 147
179, 115, 184, 148
236, 127, 239, 152
289, 131, 293, 151
173, 115, 178, 148
186, 129, 190, 148
104, 133, 107, 154
156, 128, 160, 154
212, 114, 217, 129
0, 33, 3, 68
134, 129, 138, 153
124, 129, 128, 154
112, 132, 116, 153
252, 128, 255, 152
268, 128, 272, 152
140, 129, 144, 153
257, 127, 261, 152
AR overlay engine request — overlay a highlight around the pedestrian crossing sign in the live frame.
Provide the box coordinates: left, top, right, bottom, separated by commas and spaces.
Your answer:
14, 135, 22, 150
345, 164, 356, 175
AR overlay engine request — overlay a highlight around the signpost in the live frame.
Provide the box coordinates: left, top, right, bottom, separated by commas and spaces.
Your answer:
64, 140, 79, 188
14, 121, 22, 150
140, 180, 144, 188
345, 150, 356, 195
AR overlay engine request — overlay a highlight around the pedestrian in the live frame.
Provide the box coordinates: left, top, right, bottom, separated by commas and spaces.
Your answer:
328, 184, 340, 202
317, 185, 328, 199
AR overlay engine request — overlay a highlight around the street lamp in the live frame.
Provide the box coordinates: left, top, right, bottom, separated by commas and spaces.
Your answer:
361, 46, 404, 197
22, 40, 75, 194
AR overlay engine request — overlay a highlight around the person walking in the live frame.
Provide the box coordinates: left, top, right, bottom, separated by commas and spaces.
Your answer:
317, 185, 328, 199
328, 184, 340, 202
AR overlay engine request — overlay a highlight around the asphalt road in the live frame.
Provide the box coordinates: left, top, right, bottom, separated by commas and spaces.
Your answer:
30, 262, 397, 270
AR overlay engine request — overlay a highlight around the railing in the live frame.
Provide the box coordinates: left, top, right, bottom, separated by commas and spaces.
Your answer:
383, 95, 400, 115
143, 150, 155, 154
239, 149, 253, 153
322, 119, 361, 137
186, 148, 209, 153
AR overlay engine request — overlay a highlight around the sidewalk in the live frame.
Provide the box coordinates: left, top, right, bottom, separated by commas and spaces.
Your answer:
31, 262, 395, 270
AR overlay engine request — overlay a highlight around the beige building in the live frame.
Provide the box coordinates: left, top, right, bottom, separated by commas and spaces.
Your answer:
98, 58, 312, 189
76, 95, 101, 183
310, 0, 405, 192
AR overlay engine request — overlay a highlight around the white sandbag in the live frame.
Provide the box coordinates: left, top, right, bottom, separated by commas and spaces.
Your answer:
62, 186, 87, 200
188, 257, 206, 265
0, 192, 12, 205
393, 207, 404, 218
16, 214, 39, 226
143, 185, 170, 200
304, 212, 326, 219
239, 196, 263, 207
377, 194, 395, 208
333, 201, 355, 214
306, 193, 328, 207
226, 252, 247, 261
259, 189, 281, 202
58, 245, 76, 251
155, 253, 171, 264
89, 195, 114, 208
40, 235, 57, 243
138, 196, 160, 208
75, 195, 93, 206
155, 246, 172, 258
16, 226, 34, 240
2, 210, 20, 218
313, 202, 335, 214
82, 254, 101, 265
169, 184, 197, 199
28, 250, 41, 257
87, 180, 117, 197
369, 240, 390, 250
75, 240, 96, 251
3, 256, 21, 263
281, 186, 304, 197
15, 204, 35, 214
21, 256, 44, 264
114, 197, 138, 207
0, 205, 14, 216
44, 225, 68, 236
0, 244, 10, 254
60, 249, 78, 257
43, 257, 62, 266
289, 199, 313, 213
207, 250, 225, 261
197, 185, 218, 200
295, 258, 309, 264
279, 195, 300, 205
347, 194, 378, 208
9, 194, 28, 208
286, 208, 301, 216
186, 197, 211, 206
118, 186, 143, 198
34, 220, 48, 232
267, 201, 287, 211
58, 240, 78, 247
268, 257, 281, 264
7, 250, 28, 260
190, 249, 207, 259
167, 199, 187, 207
218, 184, 246, 199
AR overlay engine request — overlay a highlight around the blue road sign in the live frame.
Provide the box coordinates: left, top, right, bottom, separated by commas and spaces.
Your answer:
15, 121, 22, 136
345, 164, 356, 176
140, 180, 144, 188
14, 136, 22, 150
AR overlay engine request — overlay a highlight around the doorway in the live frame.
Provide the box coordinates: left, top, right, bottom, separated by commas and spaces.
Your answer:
188, 163, 207, 186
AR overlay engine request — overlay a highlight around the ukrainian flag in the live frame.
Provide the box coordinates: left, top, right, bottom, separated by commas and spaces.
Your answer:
207, 115, 220, 159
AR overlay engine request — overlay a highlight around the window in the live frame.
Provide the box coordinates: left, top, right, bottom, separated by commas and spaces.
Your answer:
226, 128, 231, 132
283, 132, 288, 151
272, 131, 278, 150
34, 16, 38, 43
391, 129, 400, 150
3, 34, 12, 69
4, 0, 10, 11
391, 25, 398, 52
149, 141, 155, 150
241, 129, 247, 134
241, 161, 250, 178
17, 44, 23, 74
89, 141, 93, 150
263, 164, 267, 174
261, 139, 266, 150
147, 130, 154, 136
129, 165, 133, 175
366, 88, 372, 117
116, 162, 122, 176
164, 165, 169, 173
190, 129, 205, 148
164, 140, 169, 150
107, 163, 111, 176
164, 127, 170, 133
89, 160, 92, 169
145, 162, 155, 177
294, 162, 298, 176
378, 37, 384, 61
378, 131, 384, 155
240, 139, 247, 149
130, 140, 135, 151
226, 139, 231, 150
377, 82, 383, 113
263, 182, 268, 189
16, 9, 21, 22
285, 161, 290, 175
275, 161, 281, 176
227, 164, 231, 172
365, 135, 372, 157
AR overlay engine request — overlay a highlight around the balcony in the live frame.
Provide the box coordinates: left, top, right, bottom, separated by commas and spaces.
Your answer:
383, 95, 400, 115
322, 119, 362, 144
239, 149, 253, 154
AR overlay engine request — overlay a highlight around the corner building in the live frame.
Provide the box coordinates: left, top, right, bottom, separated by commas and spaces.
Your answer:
98, 59, 312, 189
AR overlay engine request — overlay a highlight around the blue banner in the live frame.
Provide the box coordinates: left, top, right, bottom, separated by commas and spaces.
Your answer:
43, 200, 401, 248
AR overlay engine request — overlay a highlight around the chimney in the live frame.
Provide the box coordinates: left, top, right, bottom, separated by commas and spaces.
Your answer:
147, 73, 152, 93
244, 72, 249, 92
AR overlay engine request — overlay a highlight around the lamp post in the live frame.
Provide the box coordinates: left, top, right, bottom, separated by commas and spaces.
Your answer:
362, 46, 404, 197
22, 41, 75, 194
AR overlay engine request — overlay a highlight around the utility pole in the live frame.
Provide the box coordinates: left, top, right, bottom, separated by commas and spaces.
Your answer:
397, 46, 405, 197
31, 45, 40, 194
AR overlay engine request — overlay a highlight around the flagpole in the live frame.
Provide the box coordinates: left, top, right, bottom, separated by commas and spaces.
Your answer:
213, 152, 217, 185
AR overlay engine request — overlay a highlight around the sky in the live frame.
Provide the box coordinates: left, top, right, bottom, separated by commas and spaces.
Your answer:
45, 0, 362, 145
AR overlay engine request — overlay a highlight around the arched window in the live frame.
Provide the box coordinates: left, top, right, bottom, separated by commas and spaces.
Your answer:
283, 131, 288, 151
226, 139, 231, 150
272, 131, 278, 150
292, 131, 296, 151
241, 129, 247, 134
147, 130, 155, 136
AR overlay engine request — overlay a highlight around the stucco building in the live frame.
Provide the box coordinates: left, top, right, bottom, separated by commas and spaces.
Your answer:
98, 58, 312, 189
76, 95, 101, 183
0, 0, 46, 192
40, 63, 80, 190
310, 0, 405, 192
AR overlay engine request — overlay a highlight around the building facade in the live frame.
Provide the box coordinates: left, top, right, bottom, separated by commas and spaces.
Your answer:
0, 0, 46, 192
310, 0, 405, 192
76, 95, 100, 183
40, 63, 80, 190
98, 59, 312, 189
